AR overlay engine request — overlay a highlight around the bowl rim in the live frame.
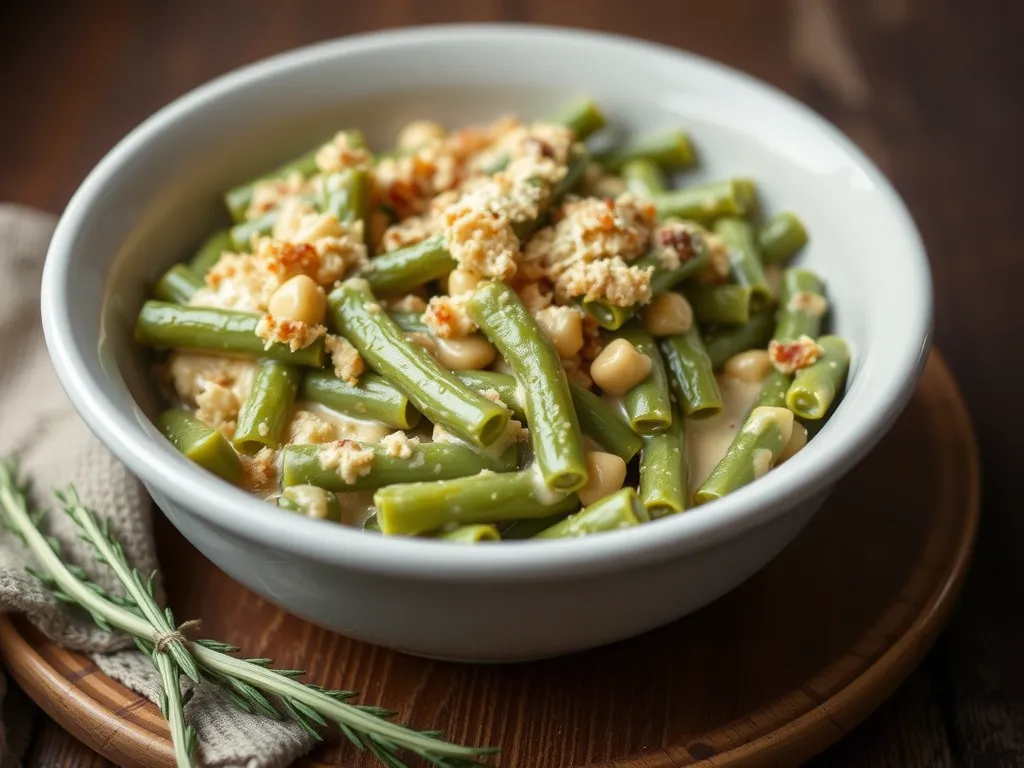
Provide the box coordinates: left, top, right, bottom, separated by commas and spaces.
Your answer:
40, 22, 933, 581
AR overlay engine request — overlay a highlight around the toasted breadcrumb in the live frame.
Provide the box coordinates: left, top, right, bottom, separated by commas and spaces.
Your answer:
422, 294, 477, 339
694, 231, 731, 285
769, 335, 825, 374
195, 382, 243, 430
431, 423, 457, 444
554, 256, 654, 307
516, 281, 554, 314
240, 447, 278, 495
318, 440, 375, 484
246, 171, 309, 220
443, 203, 520, 280
255, 314, 326, 352
286, 410, 338, 445
325, 335, 365, 386
652, 219, 705, 272
167, 353, 256, 406
380, 213, 443, 252
380, 431, 421, 459
381, 294, 428, 313
315, 131, 372, 174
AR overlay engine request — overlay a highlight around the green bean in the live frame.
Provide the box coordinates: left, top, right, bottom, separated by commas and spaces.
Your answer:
639, 414, 687, 518
459, 370, 641, 462
786, 336, 850, 419
614, 321, 672, 433
189, 229, 233, 275
156, 409, 241, 483
233, 361, 302, 454
282, 441, 517, 493
775, 268, 827, 341
301, 370, 420, 429
223, 132, 363, 222
704, 309, 775, 370
387, 310, 429, 334
467, 281, 587, 491
754, 371, 790, 409
498, 508, 578, 539
598, 130, 696, 173
714, 217, 771, 310
653, 179, 754, 223
512, 145, 590, 241
362, 514, 381, 533
683, 284, 753, 325
558, 99, 606, 140
328, 280, 508, 447
277, 485, 342, 522
360, 235, 455, 295
229, 209, 277, 250
660, 328, 723, 418
569, 382, 644, 462
436, 524, 502, 543
455, 371, 527, 421
319, 168, 370, 225
579, 300, 636, 331
153, 264, 203, 304
695, 406, 794, 504
533, 487, 644, 539
134, 301, 326, 367
759, 212, 809, 264
621, 159, 667, 198
374, 467, 576, 536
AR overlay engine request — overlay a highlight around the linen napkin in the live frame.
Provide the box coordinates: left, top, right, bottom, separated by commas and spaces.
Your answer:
0, 204, 315, 767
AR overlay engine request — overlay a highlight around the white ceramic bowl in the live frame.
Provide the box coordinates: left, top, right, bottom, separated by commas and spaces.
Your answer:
40, 24, 931, 662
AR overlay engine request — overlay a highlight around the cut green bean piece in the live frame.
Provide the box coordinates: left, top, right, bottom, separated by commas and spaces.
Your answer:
621, 159, 667, 198
229, 209, 277, 250
468, 281, 587, 492
653, 180, 754, 223
695, 406, 794, 504
498, 506, 578, 539
638, 414, 688, 518
153, 264, 203, 304
233, 361, 302, 454
436, 524, 502, 543
786, 336, 850, 419
282, 442, 516, 493
715, 217, 771, 310
558, 99, 606, 140
534, 487, 644, 539
579, 300, 636, 331
635, 229, 712, 296
759, 212, 809, 264
599, 130, 696, 173
754, 371, 790, 409
156, 409, 241, 483
134, 301, 326, 367
189, 229, 233, 275
455, 371, 527, 421
360, 235, 455, 295
775, 268, 827, 341
614, 321, 673, 433
569, 383, 644, 463
374, 467, 576, 536
302, 370, 420, 430
704, 309, 775, 370
660, 327, 724, 418
684, 284, 753, 326
328, 280, 508, 447
387, 310, 429, 334
319, 168, 370, 225
277, 485, 342, 522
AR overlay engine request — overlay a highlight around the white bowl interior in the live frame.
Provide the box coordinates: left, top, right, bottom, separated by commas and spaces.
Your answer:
43, 25, 931, 576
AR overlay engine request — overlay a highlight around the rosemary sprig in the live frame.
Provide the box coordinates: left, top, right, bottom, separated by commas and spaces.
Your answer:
0, 460, 497, 768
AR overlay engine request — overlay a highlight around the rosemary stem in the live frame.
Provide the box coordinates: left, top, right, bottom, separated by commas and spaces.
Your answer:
154, 651, 196, 768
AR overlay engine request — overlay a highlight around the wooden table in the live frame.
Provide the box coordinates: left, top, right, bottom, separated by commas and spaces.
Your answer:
2, 0, 1020, 765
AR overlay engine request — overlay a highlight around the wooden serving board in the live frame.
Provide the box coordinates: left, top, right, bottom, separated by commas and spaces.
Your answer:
0, 352, 980, 768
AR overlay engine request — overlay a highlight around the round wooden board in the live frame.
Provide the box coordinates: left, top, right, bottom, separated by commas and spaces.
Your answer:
0, 351, 980, 768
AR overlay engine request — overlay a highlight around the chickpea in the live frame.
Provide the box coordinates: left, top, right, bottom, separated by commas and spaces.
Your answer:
778, 422, 808, 464
578, 452, 628, 506
723, 349, 773, 382
642, 292, 693, 337
590, 339, 652, 395
397, 120, 446, 151
446, 267, 483, 297
535, 306, 584, 358
435, 335, 496, 370
267, 275, 326, 326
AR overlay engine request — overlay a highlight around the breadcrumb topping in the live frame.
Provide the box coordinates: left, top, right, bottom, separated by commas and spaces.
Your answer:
286, 410, 338, 444
380, 431, 421, 459
422, 294, 477, 339
240, 447, 278, 495
381, 294, 428, 313
652, 219, 705, 272
443, 202, 520, 280
554, 256, 654, 307
769, 335, 825, 374
315, 131, 372, 174
195, 382, 243, 431
318, 440, 375, 485
246, 171, 309, 220
324, 335, 365, 386
255, 314, 326, 352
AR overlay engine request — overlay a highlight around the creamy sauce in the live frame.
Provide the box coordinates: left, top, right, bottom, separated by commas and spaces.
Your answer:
297, 401, 392, 444
337, 490, 376, 527
684, 375, 762, 500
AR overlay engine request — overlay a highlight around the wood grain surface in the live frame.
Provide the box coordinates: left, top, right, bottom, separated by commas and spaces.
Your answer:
0, 0, 1019, 765
0, 352, 981, 767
